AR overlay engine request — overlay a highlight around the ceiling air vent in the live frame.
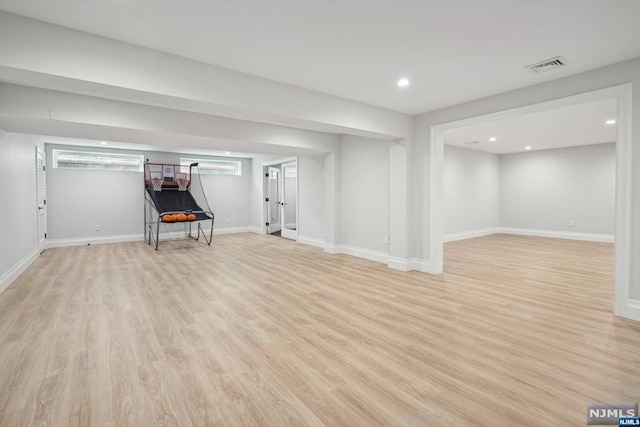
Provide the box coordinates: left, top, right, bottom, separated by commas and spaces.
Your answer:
525, 56, 567, 73
464, 141, 480, 145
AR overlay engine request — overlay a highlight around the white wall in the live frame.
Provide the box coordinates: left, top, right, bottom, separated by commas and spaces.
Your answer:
198, 171, 251, 229
0, 132, 40, 291
501, 143, 615, 235
45, 144, 252, 243
443, 145, 500, 236
443, 143, 615, 239
340, 136, 389, 254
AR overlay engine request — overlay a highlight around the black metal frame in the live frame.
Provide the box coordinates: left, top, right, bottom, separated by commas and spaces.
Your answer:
143, 161, 215, 250
144, 188, 214, 251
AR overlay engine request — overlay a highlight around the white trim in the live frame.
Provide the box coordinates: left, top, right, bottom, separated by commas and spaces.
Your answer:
500, 228, 614, 243
297, 235, 325, 248
323, 243, 342, 255
624, 299, 640, 322
261, 157, 299, 238
0, 248, 40, 294
388, 256, 413, 271
444, 227, 501, 242
48, 233, 144, 248
322, 243, 389, 264
389, 257, 436, 273
47, 226, 256, 248
341, 245, 389, 264
320, 243, 435, 274
428, 83, 636, 321
212, 226, 257, 235
409, 258, 434, 273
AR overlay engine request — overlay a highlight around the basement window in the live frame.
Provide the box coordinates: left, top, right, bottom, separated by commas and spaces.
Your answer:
180, 158, 242, 176
52, 149, 144, 172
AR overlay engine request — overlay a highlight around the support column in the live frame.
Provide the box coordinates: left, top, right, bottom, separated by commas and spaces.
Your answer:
388, 138, 412, 271
323, 148, 341, 253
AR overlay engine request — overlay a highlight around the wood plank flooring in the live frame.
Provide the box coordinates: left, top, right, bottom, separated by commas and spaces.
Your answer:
0, 233, 638, 426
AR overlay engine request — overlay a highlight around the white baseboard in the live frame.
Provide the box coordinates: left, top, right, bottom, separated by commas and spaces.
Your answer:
387, 256, 412, 271
409, 258, 435, 274
444, 227, 501, 242
47, 226, 257, 249
342, 245, 388, 264
319, 243, 438, 274
47, 233, 144, 248
322, 243, 389, 264
323, 243, 342, 255
297, 236, 325, 248
621, 299, 640, 322
443, 227, 614, 243
212, 226, 255, 235
0, 247, 40, 294
501, 227, 614, 243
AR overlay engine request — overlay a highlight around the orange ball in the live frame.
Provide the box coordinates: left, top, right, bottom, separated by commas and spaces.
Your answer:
176, 213, 187, 222
162, 214, 176, 222
187, 214, 196, 221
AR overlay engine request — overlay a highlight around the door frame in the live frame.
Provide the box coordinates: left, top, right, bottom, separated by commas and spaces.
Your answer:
262, 157, 299, 239
35, 147, 47, 252
280, 160, 298, 240
427, 83, 636, 320
266, 166, 282, 234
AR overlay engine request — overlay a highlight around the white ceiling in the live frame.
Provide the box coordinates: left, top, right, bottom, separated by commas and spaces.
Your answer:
444, 98, 617, 154
0, 0, 638, 115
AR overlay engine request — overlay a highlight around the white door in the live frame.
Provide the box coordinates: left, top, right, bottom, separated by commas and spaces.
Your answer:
280, 161, 298, 240
267, 166, 281, 234
36, 148, 47, 252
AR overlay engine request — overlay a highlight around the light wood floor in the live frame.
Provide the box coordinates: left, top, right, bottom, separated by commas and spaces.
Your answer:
0, 234, 638, 426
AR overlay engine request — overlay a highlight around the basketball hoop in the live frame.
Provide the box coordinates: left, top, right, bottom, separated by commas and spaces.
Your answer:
177, 178, 189, 191
152, 177, 163, 192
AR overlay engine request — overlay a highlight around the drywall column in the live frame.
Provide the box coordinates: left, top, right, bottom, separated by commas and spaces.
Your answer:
388, 138, 412, 270
323, 149, 340, 253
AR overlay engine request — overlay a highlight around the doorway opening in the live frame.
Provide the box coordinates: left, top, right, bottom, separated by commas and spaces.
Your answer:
262, 158, 298, 240
428, 84, 634, 320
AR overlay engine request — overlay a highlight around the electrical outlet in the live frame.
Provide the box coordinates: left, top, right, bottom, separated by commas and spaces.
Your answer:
95, 224, 100, 231
568, 220, 574, 228
384, 235, 389, 245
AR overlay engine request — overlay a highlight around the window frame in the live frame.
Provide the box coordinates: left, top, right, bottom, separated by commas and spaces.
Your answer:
180, 157, 243, 176
52, 149, 144, 172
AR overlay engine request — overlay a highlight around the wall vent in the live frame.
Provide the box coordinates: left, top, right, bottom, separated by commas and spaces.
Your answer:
464, 141, 480, 145
525, 56, 567, 73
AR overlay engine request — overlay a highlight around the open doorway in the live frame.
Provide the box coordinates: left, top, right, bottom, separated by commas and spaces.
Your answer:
442, 97, 617, 246
428, 84, 634, 320
263, 158, 298, 240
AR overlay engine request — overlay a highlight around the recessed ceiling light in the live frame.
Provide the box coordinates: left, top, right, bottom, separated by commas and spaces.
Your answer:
525, 146, 532, 150
100, 141, 107, 145
605, 119, 617, 125
397, 78, 410, 87
224, 151, 231, 155
489, 137, 497, 142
